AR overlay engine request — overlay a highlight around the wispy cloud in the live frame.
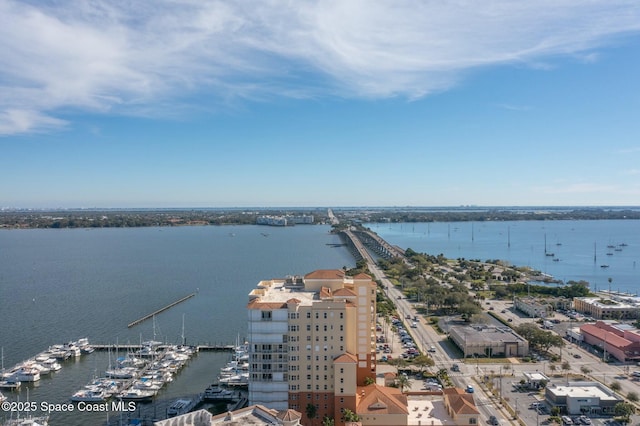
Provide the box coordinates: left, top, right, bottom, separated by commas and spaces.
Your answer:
1, 0, 640, 135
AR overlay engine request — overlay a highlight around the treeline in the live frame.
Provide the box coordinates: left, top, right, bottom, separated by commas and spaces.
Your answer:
361, 208, 640, 223
0, 209, 329, 229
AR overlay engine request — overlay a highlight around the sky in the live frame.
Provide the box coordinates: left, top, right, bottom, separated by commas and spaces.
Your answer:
1, 1, 640, 209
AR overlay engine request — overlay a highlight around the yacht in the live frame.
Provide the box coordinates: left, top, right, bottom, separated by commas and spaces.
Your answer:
40, 359, 61, 372
117, 388, 156, 402
203, 384, 234, 400
70, 388, 109, 403
166, 398, 198, 418
9, 366, 41, 382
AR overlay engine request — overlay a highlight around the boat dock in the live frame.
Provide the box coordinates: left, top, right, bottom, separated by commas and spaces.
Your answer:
91, 344, 235, 352
127, 293, 197, 328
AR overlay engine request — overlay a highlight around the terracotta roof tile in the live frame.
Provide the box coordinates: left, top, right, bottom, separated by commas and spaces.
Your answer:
356, 385, 408, 415
304, 269, 346, 280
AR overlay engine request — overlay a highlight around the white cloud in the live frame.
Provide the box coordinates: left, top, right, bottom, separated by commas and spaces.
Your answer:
1, 0, 640, 135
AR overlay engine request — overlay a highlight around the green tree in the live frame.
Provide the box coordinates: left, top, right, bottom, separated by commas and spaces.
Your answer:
610, 381, 622, 392
343, 408, 360, 422
396, 373, 413, 393
306, 403, 317, 423
628, 391, 639, 403
580, 366, 591, 376
412, 355, 435, 372
364, 376, 375, 385
614, 402, 635, 423
322, 416, 335, 426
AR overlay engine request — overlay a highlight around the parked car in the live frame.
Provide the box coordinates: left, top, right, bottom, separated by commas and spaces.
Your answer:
451, 364, 460, 372
489, 415, 499, 425
466, 385, 474, 393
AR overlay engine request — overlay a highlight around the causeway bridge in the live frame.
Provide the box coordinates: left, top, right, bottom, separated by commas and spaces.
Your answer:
339, 228, 407, 263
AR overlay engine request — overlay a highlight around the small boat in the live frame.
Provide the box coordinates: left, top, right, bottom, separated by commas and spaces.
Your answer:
9, 366, 41, 382
600, 264, 610, 268
166, 398, 199, 417
3, 415, 50, 425
203, 384, 234, 400
0, 378, 21, 389
70, 388, 109, 403
117, 388, 156, 402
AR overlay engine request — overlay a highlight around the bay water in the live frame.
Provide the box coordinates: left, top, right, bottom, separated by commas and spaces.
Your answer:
366, 219, 640, 293
0, 225, 354, 425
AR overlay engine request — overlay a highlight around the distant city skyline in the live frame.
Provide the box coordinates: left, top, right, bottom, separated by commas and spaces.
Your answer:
1, 1, 640, 208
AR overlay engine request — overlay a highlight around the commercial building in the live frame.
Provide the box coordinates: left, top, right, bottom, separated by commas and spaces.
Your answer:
514, 296, 551, 318
246, 269, 377, 425
579, 321, 640, 362
544, 382, 622, 415
574, 296, 640, 320
449, 325, 529, 358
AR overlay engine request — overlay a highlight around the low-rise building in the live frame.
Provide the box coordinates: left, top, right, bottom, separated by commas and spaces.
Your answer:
442, 388, 480, 425
544, 381, 622, 416
153, 405, 302, 425
574, 296, 640, 320
514, 296, 551, 318
449, 325, 529, 358
579, 321, 640, 362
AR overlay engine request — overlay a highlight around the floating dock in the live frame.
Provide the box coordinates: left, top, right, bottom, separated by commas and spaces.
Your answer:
128, 293, 196, 328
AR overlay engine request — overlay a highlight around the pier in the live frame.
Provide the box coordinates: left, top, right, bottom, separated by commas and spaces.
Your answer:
91, 344, 235, 352
127, 292, 197, 328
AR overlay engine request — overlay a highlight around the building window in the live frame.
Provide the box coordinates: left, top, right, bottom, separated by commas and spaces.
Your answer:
261, 311, 272, 321
324, 312, 327, 319
340, 313, 343, 319
307, 324, 311, 331
307, 312, 311, 318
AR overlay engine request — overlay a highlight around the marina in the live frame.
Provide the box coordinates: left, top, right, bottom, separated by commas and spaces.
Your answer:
1, 221, 637, 424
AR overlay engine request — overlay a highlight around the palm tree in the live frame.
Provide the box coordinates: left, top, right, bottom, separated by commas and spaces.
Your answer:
343, 408, 360, 423
396, 373, 413, 393
322, 416, 335, 426
561, 360, 571, 383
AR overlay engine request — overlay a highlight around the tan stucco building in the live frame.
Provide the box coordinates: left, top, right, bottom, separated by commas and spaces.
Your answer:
247, 269, 377, 425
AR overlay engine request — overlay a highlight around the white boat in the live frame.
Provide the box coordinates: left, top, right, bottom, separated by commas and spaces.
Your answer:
218, 372, 248, 385
166, 398, 198, 417
0, 390, 6, 402
0, 378, 21, 389
105, 367, 137, 380
40, 359, 61, 372
203, 384, 234, 400
3, 415, 49, 425
10, 367, 40, 382
117, 388, 156, 402
70, 388, 109, 403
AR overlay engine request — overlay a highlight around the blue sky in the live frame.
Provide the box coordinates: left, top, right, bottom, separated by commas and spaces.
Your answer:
1, 1, 640, 208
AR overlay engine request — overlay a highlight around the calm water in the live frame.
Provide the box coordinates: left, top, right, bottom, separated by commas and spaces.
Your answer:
366, 220, 640, 293
0, 225, 354, 425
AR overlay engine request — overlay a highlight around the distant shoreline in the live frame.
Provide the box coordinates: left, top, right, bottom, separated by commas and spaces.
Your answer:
1, 207, 640, 230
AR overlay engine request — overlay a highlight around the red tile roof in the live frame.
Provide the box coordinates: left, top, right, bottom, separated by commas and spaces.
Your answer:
305, 269, 346, 280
